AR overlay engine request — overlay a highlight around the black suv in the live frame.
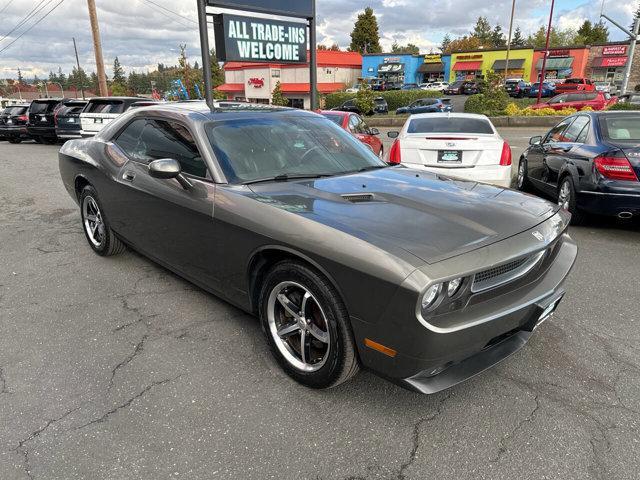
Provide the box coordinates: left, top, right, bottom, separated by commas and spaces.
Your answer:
332, 97, 389, 115
27, 99, 65, 143
0, 104, 31, 143
55, 100, 88, 140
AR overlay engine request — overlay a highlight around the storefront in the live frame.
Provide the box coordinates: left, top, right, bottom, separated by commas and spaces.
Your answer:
531, 48, 589, 82
417, 54, 446, 82
217, 50, 362, 109
361, 54, 424, 86
449, 48, 534, 82
588, 44, 630, 88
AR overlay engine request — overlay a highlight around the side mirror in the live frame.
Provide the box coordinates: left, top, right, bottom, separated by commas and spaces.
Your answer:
149, 158, 181, 179
387, 131, 399, 139
529, 136, 542, 145
369, 127, 380, 135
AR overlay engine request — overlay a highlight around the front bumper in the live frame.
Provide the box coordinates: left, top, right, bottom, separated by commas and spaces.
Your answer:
350, 214, 577, 393
418, 164, 513, 188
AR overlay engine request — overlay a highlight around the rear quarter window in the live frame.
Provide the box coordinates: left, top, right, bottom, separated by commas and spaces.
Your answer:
30, 102, 56, 114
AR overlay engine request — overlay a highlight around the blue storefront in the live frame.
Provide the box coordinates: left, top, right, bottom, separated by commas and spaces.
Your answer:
361, 54, 425, 86
362, 54, 451, 86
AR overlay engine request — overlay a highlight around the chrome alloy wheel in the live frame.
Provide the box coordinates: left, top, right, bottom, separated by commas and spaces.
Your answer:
82, 195, 105, 247
267, 281, 331, 372
558, 180, 571, 211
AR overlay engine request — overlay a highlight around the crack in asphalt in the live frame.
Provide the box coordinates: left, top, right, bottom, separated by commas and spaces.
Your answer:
12, 407, 81, 480
107, 334, 149, 391
489, 394, 541, 463
72, 376, 181, 432
0, 366, 11, 394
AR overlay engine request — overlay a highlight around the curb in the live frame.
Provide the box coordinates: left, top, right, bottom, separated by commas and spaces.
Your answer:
366, 115, 565, 128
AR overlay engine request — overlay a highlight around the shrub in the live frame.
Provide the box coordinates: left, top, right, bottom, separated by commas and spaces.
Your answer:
324, 89, 441, 111
504, 102, 521, 116
608, 102, 640, 110
355, 82, 375, 115
464, 93, 509, 116
271, 81, 289, 106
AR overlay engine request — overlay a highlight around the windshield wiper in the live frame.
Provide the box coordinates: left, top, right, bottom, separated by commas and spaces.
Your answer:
243, 173, 333, 185
356, 165, 389, 172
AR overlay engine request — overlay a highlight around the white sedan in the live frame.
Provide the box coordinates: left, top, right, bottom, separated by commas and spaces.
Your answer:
386, 113, 513, 188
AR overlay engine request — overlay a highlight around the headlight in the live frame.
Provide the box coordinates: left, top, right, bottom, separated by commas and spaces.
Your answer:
447, 278, 462, 297
421, 283, 442, 310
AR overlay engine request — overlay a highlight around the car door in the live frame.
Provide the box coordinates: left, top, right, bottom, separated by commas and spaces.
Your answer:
547, 93, 569, 110
106, 117, 221, 289
528, 117, 574, 192
544, 115, 591, 189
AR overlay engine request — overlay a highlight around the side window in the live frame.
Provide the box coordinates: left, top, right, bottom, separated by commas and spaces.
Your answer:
575, 121, 590, 144
550, 94, 568, 104
347, 115, 359, 133
562, 116, 590, 143
115, 118, 208, 178
544, 119, 573, 143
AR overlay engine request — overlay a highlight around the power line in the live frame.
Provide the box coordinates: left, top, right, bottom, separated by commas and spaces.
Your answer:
141, 0, 197, 24
0, 0, 50, 44
0, 0, 15, 15
0, 0, 66, 55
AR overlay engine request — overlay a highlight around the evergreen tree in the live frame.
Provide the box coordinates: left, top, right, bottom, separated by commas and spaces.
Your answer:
271, 81, 288, 106
57, 67, 67, 87
490, 24, 506, 47
440, 34, 452, 53
112, 57, 126, 84
210, 49, 224, 88
17, 68, 24, 84
590, 21, 609, 43
390, 42, 420, 54
89, 72, 99, 92
349, 7, 382, 54
510, 26, 526, 47
631, 4, 640, 32
471, 17, 493, 45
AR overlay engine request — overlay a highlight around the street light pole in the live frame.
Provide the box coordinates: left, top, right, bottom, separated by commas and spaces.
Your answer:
600, 13, 639, 95
73, 37, 85, 100
86, 0, 108, 96
49, 82, 64, 98
537, 0, 555, 105
504, 0, 517, 80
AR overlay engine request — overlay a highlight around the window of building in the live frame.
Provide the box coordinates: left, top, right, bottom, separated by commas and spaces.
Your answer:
272, 69, 281, 78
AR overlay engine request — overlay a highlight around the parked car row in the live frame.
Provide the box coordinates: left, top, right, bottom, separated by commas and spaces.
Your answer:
444, 80, 481, 95
0, 97, 157, 144
531, 91, 617, 111
330, 97, 389, 116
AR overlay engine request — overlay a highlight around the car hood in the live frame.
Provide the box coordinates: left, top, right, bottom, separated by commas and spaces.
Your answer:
247, 168, 557, 264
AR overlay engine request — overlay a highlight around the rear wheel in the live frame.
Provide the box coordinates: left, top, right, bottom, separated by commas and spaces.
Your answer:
33, 136, 43, 144
558, 177, 586, 225
378, 147, 384, 159
259, 261, 359, 389
8, 138, 22, 144
79, 185, 126, 256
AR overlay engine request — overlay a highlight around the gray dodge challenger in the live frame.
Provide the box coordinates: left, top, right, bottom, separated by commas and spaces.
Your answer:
58, 102, 577, 393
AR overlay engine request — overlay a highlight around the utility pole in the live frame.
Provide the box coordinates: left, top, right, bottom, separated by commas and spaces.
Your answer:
600, 13, 639, 95
86, 0, 108, 96
73, 37, 85, 100
504, 0, 517, 80
537, 0, 555, 105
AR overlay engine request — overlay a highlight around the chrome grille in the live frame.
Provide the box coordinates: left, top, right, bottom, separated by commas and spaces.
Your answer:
471, 250, 546, 293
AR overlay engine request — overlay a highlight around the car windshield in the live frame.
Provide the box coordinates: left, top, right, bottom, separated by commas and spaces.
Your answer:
600, 115, 640, 142
407, 117, 494, 134
205, 115, 385, 184
564, 79, 582, 84
320, 113, 344, 125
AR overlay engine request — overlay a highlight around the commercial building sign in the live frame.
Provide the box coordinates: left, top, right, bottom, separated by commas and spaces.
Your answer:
206, 0, 313, 18
213, 13, 307, 63
457, 54, 483, 60
602, 45, 627, 56
424, 54, 441, 63
599, 57, 628, 67
383, 57, 402, 63
548, 49, 570, 57
247, 77, 265, 87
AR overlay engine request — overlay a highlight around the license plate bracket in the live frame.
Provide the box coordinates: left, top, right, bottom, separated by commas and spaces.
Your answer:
438, 150, 462, 163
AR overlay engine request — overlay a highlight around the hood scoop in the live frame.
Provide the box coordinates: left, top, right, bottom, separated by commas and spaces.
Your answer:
341, 193, 375, 203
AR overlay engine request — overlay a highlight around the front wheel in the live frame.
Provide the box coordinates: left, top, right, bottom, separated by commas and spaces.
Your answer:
558, 177, 585, 225
8, 138, 22, 144
79, 185, 126, 256
259, 261, 359, 389
516, 158, 531, 191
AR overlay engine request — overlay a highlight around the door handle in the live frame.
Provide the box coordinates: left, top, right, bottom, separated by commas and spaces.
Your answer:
123, 171, 136, 182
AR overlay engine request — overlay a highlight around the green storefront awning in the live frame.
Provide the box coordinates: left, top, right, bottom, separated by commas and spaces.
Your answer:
535, 57, 574, 70
491, 59, 525, 70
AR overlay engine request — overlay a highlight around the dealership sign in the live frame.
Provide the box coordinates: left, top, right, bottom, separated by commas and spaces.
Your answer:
424, 54, 441, 63
247, 77, 265, 87
213, 13, 307, 63
603, 45, 627, 56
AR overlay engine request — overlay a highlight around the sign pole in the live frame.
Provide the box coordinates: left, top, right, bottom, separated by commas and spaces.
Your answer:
309, 1, 317, 110
537, 0, 555, 105
198, 0, 215, 110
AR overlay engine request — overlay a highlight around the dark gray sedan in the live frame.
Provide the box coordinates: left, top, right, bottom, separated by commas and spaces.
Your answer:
58, 102, 577, 393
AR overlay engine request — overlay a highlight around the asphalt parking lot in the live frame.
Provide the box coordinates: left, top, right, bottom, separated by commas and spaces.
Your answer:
1, 136, 639, 480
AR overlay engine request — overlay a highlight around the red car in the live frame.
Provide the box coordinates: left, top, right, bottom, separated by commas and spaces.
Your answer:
554, 78, 596, 94
531, 91, 617, 111
319, 110, 384, 158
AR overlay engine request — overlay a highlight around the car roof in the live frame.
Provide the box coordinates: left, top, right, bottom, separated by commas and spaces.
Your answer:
318, 110, 348, 116
134, 100, 310, 121
87, 96, 141, 102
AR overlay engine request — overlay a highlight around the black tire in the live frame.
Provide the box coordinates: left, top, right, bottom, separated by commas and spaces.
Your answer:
79, 185, 126, 256
258, 260, 359, 389
8, 138, 22, 144
33, 136, 43, 144
558, 176, 586, 225
516, 157, 532, 192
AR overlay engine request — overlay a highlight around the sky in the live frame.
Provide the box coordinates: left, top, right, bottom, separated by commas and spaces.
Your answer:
0, 0, 637, 80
